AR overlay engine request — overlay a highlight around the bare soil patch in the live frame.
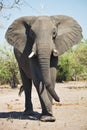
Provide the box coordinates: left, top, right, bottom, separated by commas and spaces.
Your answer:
0, 81, 87, 130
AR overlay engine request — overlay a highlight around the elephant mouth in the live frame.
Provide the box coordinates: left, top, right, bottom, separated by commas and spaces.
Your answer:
28, 42, 59, 59
28, 49, 58, 58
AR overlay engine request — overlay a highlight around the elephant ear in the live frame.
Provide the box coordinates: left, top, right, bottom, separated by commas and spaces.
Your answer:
51, 15, 83, 55
5, 16, 36, 53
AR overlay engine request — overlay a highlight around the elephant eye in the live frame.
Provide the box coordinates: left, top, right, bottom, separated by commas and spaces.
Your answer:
52, 29, 57, 40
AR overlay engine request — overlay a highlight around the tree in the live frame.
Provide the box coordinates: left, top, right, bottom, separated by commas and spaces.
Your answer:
0, 0, 23, 20
0, 0, 22, 11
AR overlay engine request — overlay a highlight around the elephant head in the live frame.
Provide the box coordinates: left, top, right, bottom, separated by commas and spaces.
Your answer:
5, 15, 82, 102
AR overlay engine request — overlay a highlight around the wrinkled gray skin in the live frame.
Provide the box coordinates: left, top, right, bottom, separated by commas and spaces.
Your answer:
5, 15, 82, 122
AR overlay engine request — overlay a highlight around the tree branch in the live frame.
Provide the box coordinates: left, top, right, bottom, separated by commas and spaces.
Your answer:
0, 0, 21, 11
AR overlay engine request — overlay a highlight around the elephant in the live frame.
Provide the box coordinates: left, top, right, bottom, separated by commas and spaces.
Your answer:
5, 15, 82, 122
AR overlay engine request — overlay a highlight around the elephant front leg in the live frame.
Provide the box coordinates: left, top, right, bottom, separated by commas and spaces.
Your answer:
36, 82, 56, 122
19, 68, 33, 115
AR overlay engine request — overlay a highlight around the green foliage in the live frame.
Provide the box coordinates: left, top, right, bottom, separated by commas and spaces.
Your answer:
1, 39, 87, 85
57, 40, 87, 82
0, 44, 20, 87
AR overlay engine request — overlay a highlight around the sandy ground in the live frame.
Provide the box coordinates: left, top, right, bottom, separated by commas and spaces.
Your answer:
0, 81, 87, 130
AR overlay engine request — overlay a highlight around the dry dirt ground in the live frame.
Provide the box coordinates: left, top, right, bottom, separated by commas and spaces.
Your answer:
0, 81, 87, 130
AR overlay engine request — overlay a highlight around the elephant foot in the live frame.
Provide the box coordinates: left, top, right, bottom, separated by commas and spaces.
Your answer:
40, 114, 56, 122
23, 109, 34, 116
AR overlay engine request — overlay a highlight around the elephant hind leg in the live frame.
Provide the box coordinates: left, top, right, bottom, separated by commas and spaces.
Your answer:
47, 68, 57, 104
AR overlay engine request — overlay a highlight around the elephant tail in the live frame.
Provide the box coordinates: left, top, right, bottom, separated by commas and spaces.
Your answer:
18, 85, 24, 96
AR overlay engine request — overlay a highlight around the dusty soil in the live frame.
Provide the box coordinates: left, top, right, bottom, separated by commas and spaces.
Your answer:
0, 81, 87, 130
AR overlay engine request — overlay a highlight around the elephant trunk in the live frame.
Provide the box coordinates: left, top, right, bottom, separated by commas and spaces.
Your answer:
37, 43, 60, 102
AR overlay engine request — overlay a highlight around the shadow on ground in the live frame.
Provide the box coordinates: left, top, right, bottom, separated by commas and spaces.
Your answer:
0, 111, 40, 120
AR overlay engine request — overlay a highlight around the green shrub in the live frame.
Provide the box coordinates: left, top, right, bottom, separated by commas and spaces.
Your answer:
0, 44, 20, 87
1, 40, 87, 85
57, 51, 74, 82
56, 40, 87, 82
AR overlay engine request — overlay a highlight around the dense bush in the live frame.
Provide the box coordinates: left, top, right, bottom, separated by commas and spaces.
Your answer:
56, 40, 87, 82
0, 44, 20, 87
0, 40, 87, 85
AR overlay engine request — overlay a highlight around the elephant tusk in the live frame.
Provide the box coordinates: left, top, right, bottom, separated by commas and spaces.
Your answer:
53, 49, 59, 57
28, 51, 35, 58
